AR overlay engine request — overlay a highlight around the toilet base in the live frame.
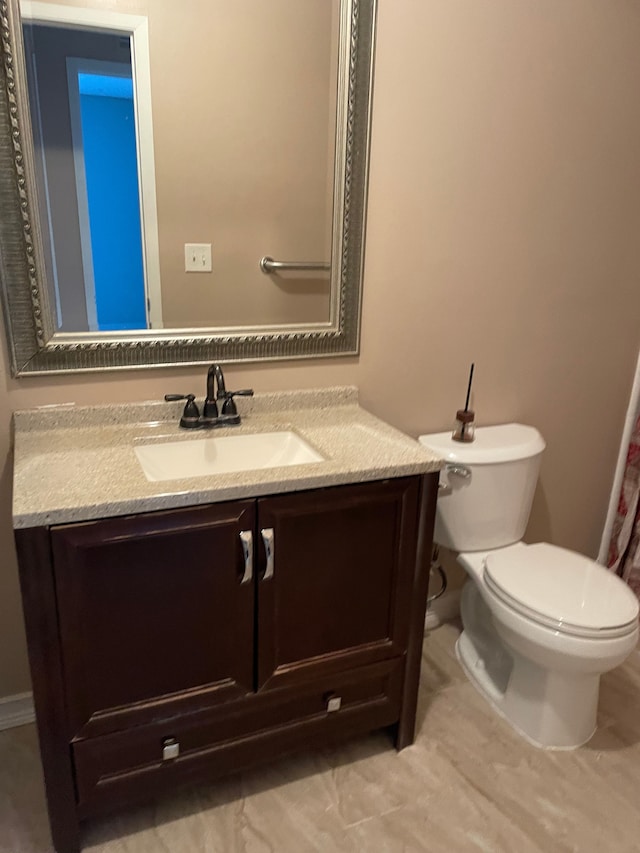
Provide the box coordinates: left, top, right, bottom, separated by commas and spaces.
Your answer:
456, 630, 598, 750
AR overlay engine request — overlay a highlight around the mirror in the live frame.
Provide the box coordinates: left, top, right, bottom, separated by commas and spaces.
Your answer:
0, 0, 375, 374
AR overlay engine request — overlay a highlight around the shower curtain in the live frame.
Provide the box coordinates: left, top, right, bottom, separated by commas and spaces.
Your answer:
607, 411, 640, 599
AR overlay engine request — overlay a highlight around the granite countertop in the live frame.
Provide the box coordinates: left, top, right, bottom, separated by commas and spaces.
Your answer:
12, 386, 443, 529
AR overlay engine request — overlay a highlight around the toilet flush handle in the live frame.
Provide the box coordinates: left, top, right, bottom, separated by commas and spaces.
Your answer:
445, 463, 471, 479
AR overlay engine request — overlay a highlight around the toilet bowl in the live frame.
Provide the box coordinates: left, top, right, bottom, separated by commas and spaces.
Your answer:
419, 425, 639, 749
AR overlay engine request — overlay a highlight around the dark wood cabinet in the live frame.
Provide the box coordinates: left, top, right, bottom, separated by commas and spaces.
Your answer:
256, 479, 419, 691
51, 501, 256, 739
15, 474, 438, 853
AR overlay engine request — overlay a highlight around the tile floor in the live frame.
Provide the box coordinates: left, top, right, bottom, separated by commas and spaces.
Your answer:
2, 621, 640, 853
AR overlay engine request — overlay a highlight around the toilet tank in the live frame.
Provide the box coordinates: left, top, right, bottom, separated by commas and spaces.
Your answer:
418, 424, 546, 552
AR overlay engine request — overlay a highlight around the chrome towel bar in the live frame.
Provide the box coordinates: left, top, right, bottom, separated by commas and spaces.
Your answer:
260, 256, 331, 274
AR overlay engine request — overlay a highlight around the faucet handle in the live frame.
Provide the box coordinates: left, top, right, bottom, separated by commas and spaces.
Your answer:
164, 393, 201, 429
216, 386, 253, 399
226, 388, 254, 398
220, 388, 254, 416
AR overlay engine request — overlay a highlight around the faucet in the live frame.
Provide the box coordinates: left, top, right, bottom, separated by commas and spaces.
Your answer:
165, 363, 254, 429
203, 363, 226, 419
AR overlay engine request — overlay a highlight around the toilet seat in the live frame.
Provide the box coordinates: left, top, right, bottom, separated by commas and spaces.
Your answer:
483, 543, 639, 639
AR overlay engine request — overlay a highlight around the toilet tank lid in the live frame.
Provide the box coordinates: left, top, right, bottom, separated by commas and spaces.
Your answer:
418, 423, 546, 464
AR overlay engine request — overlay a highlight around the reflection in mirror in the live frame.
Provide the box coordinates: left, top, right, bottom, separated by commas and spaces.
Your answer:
23, 0, 338, 334
0, 0, 376, 373
23, 15, 159, 332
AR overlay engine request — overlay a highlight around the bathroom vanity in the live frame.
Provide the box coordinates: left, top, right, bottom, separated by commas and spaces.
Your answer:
12, 388, 441, 853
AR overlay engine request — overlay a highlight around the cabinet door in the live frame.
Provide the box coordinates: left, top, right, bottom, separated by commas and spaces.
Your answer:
52, 502, 256, 738
256, 478, 419, 691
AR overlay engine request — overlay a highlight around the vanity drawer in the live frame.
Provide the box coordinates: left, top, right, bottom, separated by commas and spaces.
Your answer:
73, 658, 404, 816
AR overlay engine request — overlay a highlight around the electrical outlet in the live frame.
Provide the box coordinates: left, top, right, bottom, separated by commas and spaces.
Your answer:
184, 243, 212, 272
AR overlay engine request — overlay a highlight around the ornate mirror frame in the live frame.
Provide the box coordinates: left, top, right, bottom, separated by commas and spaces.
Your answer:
0, 0, 376, 375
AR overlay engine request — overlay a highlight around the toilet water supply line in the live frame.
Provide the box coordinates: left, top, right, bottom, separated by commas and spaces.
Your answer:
427, 545, 448, 604
598, 347, 640, 565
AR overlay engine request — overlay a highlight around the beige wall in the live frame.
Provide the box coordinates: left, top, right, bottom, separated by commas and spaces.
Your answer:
359, 0, 640, 553
2, 0, 640, 698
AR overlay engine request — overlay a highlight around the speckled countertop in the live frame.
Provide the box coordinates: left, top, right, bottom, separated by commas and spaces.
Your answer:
12, 386, 443, 529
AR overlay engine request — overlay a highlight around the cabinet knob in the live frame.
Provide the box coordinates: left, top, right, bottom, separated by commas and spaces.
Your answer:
162, 737, 180, 761
325, 694, 342, 713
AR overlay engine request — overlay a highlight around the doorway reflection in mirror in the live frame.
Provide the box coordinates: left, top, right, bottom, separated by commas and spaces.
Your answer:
22, 11, 162, 332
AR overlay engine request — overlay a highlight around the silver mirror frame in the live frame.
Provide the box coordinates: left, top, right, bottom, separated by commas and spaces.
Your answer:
0, 0, 376, 375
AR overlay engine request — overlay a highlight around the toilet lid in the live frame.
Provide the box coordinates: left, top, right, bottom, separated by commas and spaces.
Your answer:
483, 543, 639, 638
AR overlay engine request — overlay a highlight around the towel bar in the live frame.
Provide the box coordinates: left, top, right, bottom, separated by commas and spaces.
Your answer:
260, 256, 331, 274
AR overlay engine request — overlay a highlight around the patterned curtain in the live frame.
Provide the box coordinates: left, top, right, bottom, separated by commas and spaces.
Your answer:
607, 412, 640, 598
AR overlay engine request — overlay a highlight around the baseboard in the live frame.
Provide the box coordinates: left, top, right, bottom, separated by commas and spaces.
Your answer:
0, 692, 35, 731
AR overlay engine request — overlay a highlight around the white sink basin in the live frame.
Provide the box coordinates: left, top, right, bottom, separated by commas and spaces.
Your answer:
134, 430, 324, 482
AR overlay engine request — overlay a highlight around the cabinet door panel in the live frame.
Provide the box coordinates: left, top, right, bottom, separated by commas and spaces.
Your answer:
257, 478, 419, 690
52, 503, 255, 738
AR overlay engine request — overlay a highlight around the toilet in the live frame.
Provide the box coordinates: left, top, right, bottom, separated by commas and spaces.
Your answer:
418, 423, 639, 749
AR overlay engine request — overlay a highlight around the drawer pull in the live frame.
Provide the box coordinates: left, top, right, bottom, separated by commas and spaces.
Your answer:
239, 530, 253, 584
326, 694, 342, 713
162, 737, 179, 761
261, 527, 275, 580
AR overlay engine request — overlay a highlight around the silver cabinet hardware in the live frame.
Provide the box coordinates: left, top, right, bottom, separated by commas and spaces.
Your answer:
239, 530, 253, 584
240, 530, 253, 584
260, 256, 331, 274
445, 463, 471, 479
162, 737, 179, 761
261, 527, 275, 580
326, 695, 342, 712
